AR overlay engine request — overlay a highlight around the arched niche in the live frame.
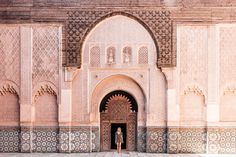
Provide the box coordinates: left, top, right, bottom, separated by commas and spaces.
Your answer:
82, 15, 157, 68
0, 82, 20, 126
33, 83, 58, 126
180, 86, 206, 126
91, 75, 146, 126
220, 86, 236, 121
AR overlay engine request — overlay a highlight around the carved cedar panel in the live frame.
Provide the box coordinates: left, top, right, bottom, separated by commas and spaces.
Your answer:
65, 10, 172, 67
101, 122, 111, 151
100, 94, 137, 151
0, 26, 20, 85
32, 26, 60, 88
127, 113, 137, 151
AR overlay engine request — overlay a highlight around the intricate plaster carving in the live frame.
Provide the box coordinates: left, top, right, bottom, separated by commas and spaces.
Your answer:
179, 26, 208, 97
0, 26, 20, 85
0, 84, 17, 96
183, 86, 204, 96
34, 85, 57, 102
32, 26, 60, 88
223, 86, 236, 95
65, 10, 173, 67
220, 26, 236, 91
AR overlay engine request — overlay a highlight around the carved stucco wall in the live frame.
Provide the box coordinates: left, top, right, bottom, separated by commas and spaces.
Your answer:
66, 11, 172, 67
71, 15, 166, 127
178, 25, 208, 125
0, 26, 20, 127
32, 26, 60, 89
219, 25, 236, 122
0, 26, 20, 86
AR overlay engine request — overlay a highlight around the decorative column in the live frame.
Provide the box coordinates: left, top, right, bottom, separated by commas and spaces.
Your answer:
58, 67, 74, 153
207, 25, 220, 154
162, 67, 179, 154
20, 26, 33, 153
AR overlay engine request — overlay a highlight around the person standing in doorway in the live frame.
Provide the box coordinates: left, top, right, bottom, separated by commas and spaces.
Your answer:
115, 127, 124, 153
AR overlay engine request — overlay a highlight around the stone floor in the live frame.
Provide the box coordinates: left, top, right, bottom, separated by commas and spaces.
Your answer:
0, 152, 236, 157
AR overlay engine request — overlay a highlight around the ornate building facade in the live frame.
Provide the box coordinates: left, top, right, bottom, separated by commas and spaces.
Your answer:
1, 0, 236, 154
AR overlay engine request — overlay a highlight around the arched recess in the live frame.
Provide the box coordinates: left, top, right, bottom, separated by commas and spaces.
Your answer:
90, 75, 146, 126
82, 15, 157, 67
100, 90, 138, 151
220, 86, 236, 121
32, 82, 58, 153
179, 85, 207, 153
0, 81, 20, 152
79, 12, 159, 67
180, 86, 206, 126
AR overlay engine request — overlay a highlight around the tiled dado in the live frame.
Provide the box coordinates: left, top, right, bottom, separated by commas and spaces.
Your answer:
208, 127, 236, 154
167, 127, 207, 154
70, 127, 90, 153
3, 126, 236, 154
137, 126, 147, 152
91, 127, 100, 152
21, 127, 32, 152
178, 128, 207, 153
32, 127, 59, 153
59, 126, 100, 153
146, 127, 167, 153
0, 126, 20, 152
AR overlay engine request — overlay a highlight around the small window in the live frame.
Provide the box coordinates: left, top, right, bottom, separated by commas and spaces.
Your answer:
107, 47, 116, 64
138, 46, 148, 64
90, 46, 100, 67
123, 46, 132, 64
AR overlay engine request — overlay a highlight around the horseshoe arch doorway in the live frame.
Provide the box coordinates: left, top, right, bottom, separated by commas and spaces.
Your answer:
100, 90, 138, 151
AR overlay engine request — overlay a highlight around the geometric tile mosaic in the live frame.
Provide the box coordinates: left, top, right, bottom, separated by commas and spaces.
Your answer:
0, 126, 236, 153
59, 127, 70, 153
71, 127, 90, 153
137, 126, 146, 152
0, 127, 20, 152
208, 127, 236, 154
146, 127, 167, 153
91, 127, 100, 152
32, 127, 58, 153
20, 127, 32, 153
179, 128, 207, 153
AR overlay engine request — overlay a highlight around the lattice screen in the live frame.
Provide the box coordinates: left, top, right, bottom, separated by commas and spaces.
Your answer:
90, 46, 100, 67
138, 46, 148, 64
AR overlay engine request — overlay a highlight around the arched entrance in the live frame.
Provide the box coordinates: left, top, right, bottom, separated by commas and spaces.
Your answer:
100, 90, 138, 151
